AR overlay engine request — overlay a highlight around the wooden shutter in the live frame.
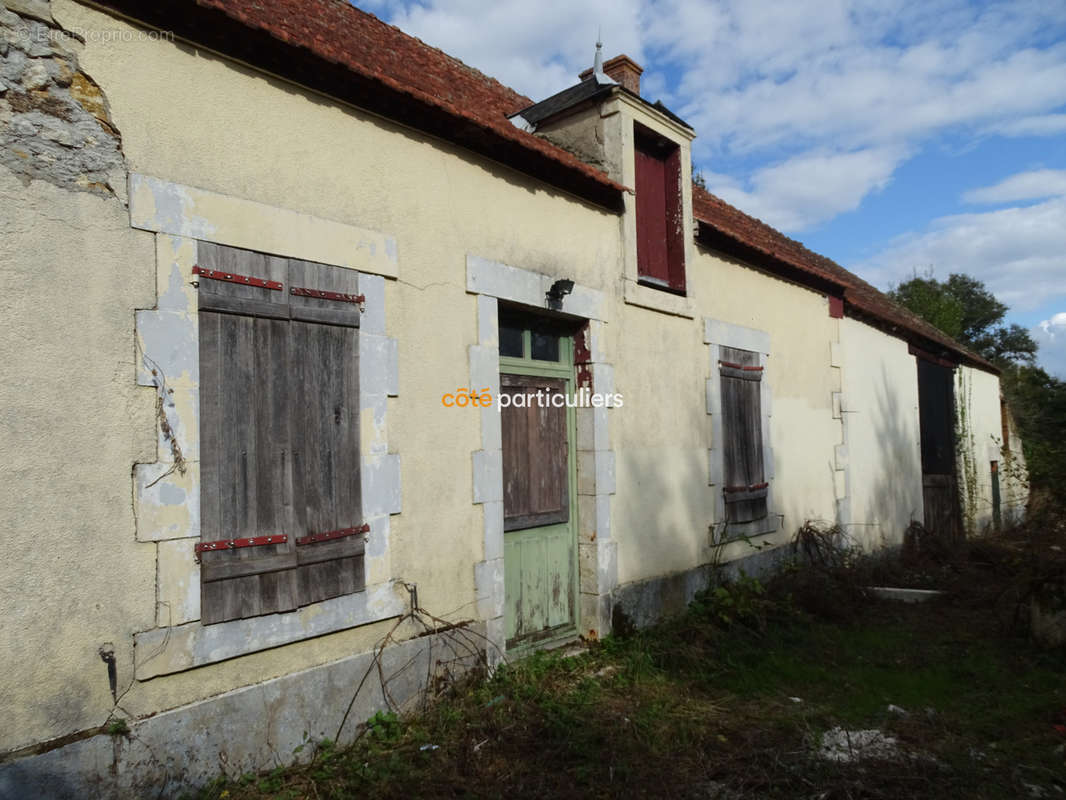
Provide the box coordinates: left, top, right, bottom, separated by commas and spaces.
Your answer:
719, 346, 767, 523
635, 127, 685, 293
636, 144, 670, 286
289, 258, 363, 605
197, 243, 363, 625
500, 374, 569, 531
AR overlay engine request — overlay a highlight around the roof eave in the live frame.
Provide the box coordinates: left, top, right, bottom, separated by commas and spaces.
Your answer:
844, 296, 1000, 375
696, 219, 1000, 375
89, 0, 626, 214
695, 219, 846, 297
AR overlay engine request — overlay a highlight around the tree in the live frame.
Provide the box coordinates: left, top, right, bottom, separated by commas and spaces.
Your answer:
888, 271, 1037, 366
692, 160, 707, 190
889, 274, 965, 341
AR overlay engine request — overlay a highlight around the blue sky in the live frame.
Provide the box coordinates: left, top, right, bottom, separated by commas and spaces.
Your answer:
360, 0, 1066, 376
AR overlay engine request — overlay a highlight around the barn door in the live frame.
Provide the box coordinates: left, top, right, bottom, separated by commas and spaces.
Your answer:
916, 357, 961, 541
498, 313, 578, 650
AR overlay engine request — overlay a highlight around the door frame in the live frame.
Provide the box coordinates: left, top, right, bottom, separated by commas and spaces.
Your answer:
498, 323, 580, 653
465, 255, 618, 667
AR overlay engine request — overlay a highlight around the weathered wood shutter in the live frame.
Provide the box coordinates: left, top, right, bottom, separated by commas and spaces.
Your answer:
635, 128, 685, 292
635, 144, 670, 286
500, 374, 569, 531
719, 346, 767, 523
197, 243, 363, 625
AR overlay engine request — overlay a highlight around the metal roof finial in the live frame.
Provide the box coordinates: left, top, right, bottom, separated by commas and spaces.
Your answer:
592, 28, 615, 85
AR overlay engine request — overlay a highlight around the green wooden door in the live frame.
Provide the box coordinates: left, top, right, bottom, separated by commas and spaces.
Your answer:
499, 315, 578, 650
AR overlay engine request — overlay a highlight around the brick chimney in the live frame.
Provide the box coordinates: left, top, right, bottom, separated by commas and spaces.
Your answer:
579, 54, 644, 95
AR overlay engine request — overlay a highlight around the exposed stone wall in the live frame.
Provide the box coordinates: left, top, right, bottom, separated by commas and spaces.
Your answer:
1, 0, 124, 195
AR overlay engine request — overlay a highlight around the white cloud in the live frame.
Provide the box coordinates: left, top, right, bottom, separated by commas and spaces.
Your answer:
963, 169, 1066, 204
856, 197, 1066, 312
380, 0, 645, 102
986, 113, 1066, 138
855, 167, 1066, 376
1039, 312, 1066, 334
1033, 313, 1066, 378
658, 0, 1066, 159
709, 146, 904, 231
369, 0, 1066, 233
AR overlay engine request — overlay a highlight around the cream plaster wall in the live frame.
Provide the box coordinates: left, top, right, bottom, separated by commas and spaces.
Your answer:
0, 0, 625, 752
839, 317, 924, 549
611, 249, 842, 585
0, 169, 157, 751
956, 365, 1027, 532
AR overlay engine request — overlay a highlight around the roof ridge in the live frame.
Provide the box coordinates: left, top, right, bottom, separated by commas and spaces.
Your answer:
341, 0, 533, 114
691, 184, 997, 371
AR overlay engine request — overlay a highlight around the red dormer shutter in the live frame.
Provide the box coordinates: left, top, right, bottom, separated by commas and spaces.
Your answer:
636, 146, 670, 285
635, 126, 685, 293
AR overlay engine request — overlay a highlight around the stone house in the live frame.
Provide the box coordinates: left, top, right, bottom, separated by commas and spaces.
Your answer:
0, 0, 1027, 795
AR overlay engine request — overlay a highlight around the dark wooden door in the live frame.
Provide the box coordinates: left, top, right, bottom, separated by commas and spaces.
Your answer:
916, 358, 961, 540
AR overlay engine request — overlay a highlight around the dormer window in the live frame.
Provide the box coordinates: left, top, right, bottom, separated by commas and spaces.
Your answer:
634, 123, 685, 294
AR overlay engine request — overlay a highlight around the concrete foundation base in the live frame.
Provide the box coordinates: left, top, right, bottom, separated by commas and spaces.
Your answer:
0, 623, 485, 800
611, 545, 793, 631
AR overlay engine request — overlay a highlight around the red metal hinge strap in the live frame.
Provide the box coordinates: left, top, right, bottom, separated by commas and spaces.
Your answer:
194, 534, 288, 562
718, 360, 763, 372
296, 523, 370, 546
290, 287, 366, 310
192, 266, 283, 291
722, 482, 769, 493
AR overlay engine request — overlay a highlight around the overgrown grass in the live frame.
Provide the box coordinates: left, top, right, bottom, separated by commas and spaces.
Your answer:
195, 524, 1066, 800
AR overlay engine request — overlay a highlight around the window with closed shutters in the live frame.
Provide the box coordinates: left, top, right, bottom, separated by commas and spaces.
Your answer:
196, 242, 364, 625
719, 346, 768, 523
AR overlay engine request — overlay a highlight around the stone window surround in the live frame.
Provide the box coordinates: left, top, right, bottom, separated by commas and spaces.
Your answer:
466, 256, 618, 661
704, 318, 782, 541
609, 94, 697, 321
129, 174, 403, 680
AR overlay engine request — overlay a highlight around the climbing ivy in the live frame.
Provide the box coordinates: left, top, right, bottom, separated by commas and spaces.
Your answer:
954, 370, 979, 536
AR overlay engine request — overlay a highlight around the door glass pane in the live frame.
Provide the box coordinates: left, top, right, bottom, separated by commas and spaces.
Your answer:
499, 320, 524, 357
531, 331, 559, 361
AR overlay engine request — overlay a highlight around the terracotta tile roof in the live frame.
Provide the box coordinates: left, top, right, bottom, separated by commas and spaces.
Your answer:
102, 0, 626, 207
198, 0, 626, 193
102, 0, 992, 371
692, 186, 997, 372
196, 0, 533, 122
